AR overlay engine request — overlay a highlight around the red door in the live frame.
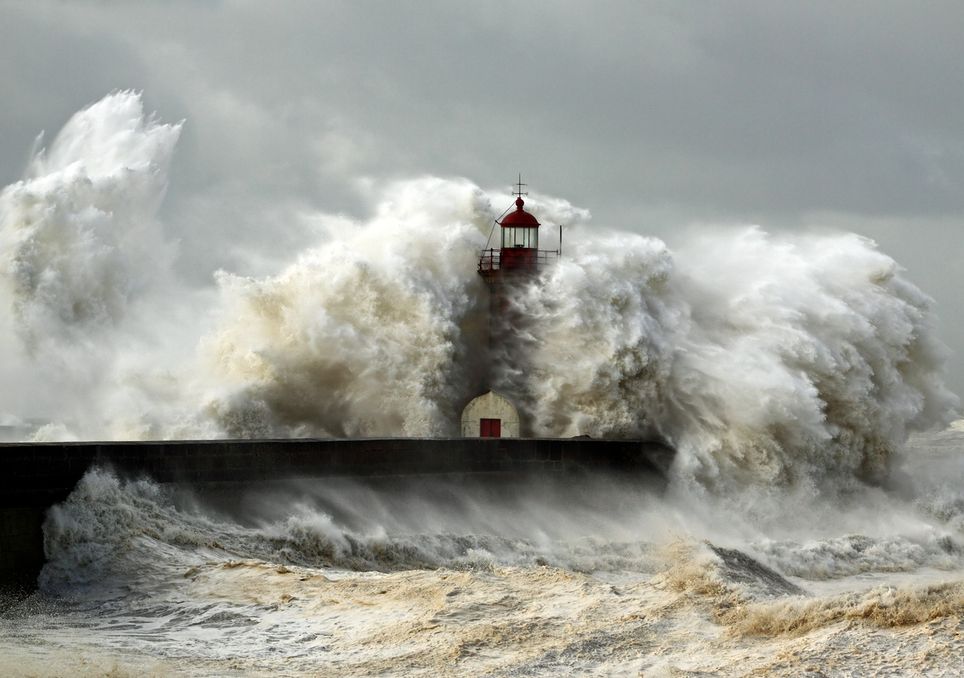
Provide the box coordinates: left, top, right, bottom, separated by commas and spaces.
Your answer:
480, 418, 501, 438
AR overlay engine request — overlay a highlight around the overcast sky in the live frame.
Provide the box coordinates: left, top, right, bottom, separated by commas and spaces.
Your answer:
2, 0, 963, 395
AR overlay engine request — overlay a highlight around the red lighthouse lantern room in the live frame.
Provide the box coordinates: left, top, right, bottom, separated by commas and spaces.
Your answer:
497, 195, 540, 270
478, 176, 558, 281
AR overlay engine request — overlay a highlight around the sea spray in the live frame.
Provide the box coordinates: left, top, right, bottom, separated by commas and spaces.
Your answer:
0, 91, 180, 350
194, 199, 958, 489
201, 210, 955, 489
0, 92, 957, 493
198, 177, 494, 438
519, 227, 958, 489
0, 91, 183, 436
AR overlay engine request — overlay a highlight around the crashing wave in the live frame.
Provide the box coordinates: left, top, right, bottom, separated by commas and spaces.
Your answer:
0, 92, 957, 490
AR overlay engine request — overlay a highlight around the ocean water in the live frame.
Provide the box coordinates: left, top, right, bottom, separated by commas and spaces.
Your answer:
0, 425, 961, 676
1, 92, 962, 676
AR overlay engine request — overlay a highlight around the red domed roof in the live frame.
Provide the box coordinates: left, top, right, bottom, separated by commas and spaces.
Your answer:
499, 197, 540, 227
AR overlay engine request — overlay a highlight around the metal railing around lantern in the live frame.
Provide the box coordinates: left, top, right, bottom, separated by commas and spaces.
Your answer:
477, 248, 560, 273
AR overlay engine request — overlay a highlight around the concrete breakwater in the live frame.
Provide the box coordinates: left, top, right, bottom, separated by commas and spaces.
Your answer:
0, 437, 673, 592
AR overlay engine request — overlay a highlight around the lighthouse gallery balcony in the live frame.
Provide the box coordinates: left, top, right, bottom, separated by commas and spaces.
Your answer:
478, 247, 559, 278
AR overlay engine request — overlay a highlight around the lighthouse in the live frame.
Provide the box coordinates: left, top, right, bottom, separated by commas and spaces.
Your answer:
462, 177, 560, 438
